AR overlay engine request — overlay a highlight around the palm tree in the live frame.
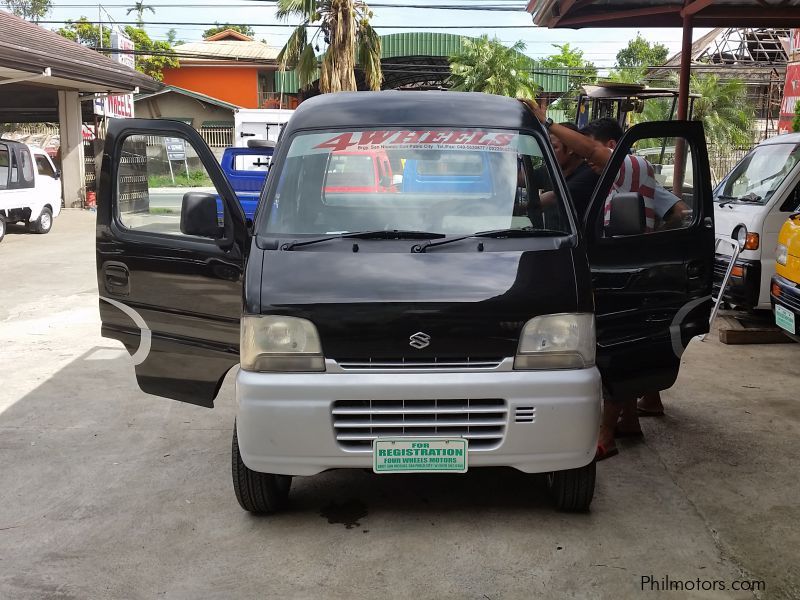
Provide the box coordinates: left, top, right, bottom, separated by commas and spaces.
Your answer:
126, 1, 154, 27
447, 36, 539, 99
277, 0, 382, 93
689, 74, 754, 147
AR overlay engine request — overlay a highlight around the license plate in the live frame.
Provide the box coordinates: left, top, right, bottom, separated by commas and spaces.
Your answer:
372, 438, 468, 474
775, 304, 796, 334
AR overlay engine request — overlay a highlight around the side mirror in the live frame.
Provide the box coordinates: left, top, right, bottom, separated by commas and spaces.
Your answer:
605, 191, 645, 236
180, 192, 222, 238
54, 169, 61, 180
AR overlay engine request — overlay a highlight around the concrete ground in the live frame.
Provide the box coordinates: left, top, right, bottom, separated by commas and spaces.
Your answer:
1, 211, 798, 600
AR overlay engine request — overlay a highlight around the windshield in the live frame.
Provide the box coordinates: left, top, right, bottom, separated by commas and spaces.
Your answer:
718, 143, 800, 205
261, 128, 571, 237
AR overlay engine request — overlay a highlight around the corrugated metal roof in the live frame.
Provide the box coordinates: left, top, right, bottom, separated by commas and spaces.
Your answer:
0, 10, 159, 92
276, 32, 569, 94
177, 40, 280, 63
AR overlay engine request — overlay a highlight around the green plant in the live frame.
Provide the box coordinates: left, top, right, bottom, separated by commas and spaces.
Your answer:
539, 43, 597, 121
202, 23, 255, 38
3, 0, 51, 22
126, 1, 154, 27
689, 74, 754, 147
793, 100, 800, 133
447, 36, 539, 99
147, 171, 213, 188
277, 0, 382, 93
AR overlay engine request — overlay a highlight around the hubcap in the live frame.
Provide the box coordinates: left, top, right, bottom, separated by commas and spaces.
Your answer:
41, 213, 51, 230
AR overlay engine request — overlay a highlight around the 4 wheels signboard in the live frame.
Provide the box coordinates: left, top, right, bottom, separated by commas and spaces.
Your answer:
779, 62, 800, 135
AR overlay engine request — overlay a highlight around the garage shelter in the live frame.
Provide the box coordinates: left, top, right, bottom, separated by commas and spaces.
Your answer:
0, 10, 159, 207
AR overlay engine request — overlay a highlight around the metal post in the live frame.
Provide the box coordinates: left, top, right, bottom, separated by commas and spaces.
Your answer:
703, 236, 742, 341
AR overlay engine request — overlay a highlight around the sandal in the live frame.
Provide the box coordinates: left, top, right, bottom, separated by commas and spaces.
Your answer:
594, 444, 619, 462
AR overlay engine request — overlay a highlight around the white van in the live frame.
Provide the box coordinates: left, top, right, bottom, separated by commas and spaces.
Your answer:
0, 140, 62, 242
713, 133, 800, 310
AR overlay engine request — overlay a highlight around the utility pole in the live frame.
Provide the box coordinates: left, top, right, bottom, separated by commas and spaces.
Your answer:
98, 4, 103, 49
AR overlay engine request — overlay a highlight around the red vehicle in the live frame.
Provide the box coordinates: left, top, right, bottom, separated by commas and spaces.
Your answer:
323, 149, 396, 193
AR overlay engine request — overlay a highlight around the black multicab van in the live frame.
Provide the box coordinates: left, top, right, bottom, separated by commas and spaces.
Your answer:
97, 92, 714, 513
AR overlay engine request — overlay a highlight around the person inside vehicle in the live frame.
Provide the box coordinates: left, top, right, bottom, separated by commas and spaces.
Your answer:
524, 123, 599, 225
520, 101, 687, 459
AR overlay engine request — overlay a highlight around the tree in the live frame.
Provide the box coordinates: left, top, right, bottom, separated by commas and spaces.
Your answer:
3, 0, 52, 22
616, 33, 669, 69
57, 17, 110, 48
126, 1, 154, 27
55, 19, 178, 81
539, 43, 597, 120
793, 100, 800, 133
202, 23, 255, 38
123, 26, 179, 81
447, 36, 539, 99
691, 75, 753, 147
609, 33, 670, 84
277, 0, 382, 93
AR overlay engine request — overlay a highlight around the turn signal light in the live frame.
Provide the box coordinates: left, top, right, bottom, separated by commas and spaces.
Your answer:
772, 282, 781, 298
731, 265, 744, 277
744, 232, 759, 250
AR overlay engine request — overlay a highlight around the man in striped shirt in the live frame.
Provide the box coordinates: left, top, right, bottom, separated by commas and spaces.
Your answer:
520, 101, 689, 460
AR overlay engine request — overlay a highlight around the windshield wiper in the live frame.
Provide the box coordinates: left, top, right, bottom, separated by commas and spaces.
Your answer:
717, 194, 762, 207
411, 227, 571, 253
282, 230, 445, 250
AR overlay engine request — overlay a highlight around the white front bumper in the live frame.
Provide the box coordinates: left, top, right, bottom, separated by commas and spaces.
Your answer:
236, 364, 602, 476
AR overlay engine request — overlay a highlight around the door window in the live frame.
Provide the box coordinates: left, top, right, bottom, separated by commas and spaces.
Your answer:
600, 136, 697, 236
0, 144, 8, 190
35, 155, 56, 178
116, 134, 224, 236
19, 147, 34, 185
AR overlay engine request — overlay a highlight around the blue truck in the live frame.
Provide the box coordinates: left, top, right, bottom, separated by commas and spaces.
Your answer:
219, 141, 275, 219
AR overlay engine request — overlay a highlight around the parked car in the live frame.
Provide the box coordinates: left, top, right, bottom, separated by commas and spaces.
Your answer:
713, 133, 800, 310
219, 142, 274, 220
771, 213, 800, 341
0, 139, 62, 242
96, 92, 714, 514
323, 149, 396, 194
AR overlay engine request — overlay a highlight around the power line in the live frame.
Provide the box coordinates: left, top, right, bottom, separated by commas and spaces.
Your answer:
40, 20, 550, 28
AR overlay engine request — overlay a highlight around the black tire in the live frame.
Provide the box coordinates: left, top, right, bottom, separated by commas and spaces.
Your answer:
0, 214, 5, 242
547, 460, 596, 512
30, 206, 53, 234
231, 423, 291, 514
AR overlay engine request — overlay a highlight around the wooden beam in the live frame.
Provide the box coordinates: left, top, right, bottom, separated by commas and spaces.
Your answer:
681, 0, 715, 17
557, 5, 680, 27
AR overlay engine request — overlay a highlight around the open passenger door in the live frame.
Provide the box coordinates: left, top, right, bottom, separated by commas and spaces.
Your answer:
584, 120, 714, 397
96, 119, 250, 407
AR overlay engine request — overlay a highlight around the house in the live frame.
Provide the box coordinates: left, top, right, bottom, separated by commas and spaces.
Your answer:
160, 29, 299, 110
134, 85, 242, 150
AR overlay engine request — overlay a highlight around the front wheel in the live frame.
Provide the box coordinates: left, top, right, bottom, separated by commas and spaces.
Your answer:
547, 460, 596, 512
30, 206, 53, 234
231, 423, 291, 514
0, 214, 6, 242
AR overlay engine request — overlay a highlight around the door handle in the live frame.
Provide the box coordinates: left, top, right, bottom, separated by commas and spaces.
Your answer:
103, 262, 130, 295
703, 216, 713, 229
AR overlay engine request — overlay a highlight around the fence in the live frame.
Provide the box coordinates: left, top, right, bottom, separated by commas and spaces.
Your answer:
708, 146, 751, 186
199, 127, 233, 148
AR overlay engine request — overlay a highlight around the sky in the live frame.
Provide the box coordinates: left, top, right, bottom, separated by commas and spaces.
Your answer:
40, 0, 713, 74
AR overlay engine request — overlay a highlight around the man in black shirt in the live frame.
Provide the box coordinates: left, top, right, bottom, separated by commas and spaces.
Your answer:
528, 123, 599, 224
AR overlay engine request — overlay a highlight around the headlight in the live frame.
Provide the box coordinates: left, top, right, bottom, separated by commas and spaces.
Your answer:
240, 316, 324, 372
514, 313, 595, 370
732, 225, 747, 249
777, 243, 788, 266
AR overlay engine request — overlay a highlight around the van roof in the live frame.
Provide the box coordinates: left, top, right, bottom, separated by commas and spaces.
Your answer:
759, 132, 800, 146
284, 91, 540, 133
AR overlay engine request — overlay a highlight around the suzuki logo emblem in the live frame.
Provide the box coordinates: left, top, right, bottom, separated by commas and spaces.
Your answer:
409, 332, 431, 349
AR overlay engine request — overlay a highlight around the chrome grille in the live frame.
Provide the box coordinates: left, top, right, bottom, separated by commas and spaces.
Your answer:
336, 357, 504, 371
332, 398, 507, 450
